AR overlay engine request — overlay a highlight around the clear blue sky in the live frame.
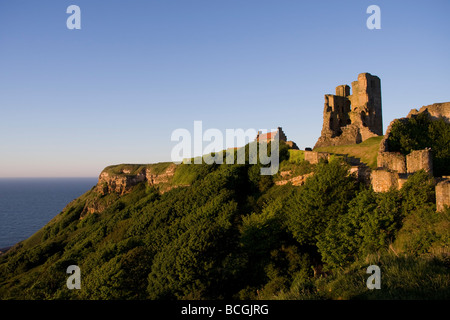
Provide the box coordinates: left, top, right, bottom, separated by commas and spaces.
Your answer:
0, 0, 449, 177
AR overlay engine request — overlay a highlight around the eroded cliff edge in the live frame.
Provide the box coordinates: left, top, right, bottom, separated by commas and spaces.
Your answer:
81, 162, 182, 218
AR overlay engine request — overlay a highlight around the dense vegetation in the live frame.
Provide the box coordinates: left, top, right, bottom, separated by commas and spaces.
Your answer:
0, 141, 449, 300
387, 112, 450, 176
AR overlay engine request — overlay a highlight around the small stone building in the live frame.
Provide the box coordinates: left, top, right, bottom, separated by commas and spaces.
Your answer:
255, 127, 298, 149
256, 127, 287, 142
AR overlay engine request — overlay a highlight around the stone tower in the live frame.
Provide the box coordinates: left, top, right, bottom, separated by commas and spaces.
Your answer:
349, 73, 383, 136
314, 73, 383, 148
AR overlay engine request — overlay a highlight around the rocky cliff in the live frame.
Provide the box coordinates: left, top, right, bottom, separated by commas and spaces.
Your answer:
407, 102, 450, 123
82, 162, 178, 217
97, 163, 177, 195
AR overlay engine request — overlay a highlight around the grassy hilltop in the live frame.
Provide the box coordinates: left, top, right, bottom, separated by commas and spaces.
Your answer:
315, 136, 383, 169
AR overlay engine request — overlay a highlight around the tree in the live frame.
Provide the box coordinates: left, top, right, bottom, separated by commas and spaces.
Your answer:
317, 189, 402, 269
400, 170, 436, 214
284, 159, 357, 246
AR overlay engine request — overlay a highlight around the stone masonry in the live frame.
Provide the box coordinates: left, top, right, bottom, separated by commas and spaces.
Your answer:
309, 73, 449, 211
304, 151, 330, 164
406, 149, 433, 175
371, 169, 400, 192
375, 148, 433, 179
314, 73, 383, 148
372, 148, 434, 193
377, 152, 407, 174
436, 178, 450, 212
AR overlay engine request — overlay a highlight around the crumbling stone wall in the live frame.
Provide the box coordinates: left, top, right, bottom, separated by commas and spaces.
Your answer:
436, 178, 450, 212
349, 164, 371, 184
371, 169, 399, 192
321, 94, 351, 137
348, 73, 383, 136
372, 148, 433, 192
314, 73, 382, 148
277, 127, 287, 142
304, 151, 330, 164
373, 108, 441, 195
377, 152, 407, 173
406, 149, 433, 175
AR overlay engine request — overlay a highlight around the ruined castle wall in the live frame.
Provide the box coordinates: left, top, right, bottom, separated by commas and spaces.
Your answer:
406, 149, 433, 175
304, 151, 330, 164
333, 124, 362, 145
358, 125, 381, 141
373, 149, 433, 191
371, 169, 399, 192
349, 73, 383, 136
349, 165, 371, 184
377, 152, 407, 173
314, 73, 383, 149
315, 124, 362, 148
436, 179, 450, 212
321, 94, 351, 136
277, 127, 288, 142
336, 85, 350, 97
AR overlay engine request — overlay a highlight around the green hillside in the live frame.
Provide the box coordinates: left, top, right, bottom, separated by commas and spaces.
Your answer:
314, 136, 383, 169
0, 141, 449, 300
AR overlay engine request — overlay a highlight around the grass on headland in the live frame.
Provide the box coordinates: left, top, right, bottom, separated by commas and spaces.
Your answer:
314, 136, 383, 169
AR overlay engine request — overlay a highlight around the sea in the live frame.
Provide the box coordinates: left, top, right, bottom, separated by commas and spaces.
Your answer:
0, 178, 98, 249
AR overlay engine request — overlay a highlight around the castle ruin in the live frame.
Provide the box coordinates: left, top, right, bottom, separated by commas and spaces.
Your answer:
314, 73, 383, 148
309, 73, 450, 211
371, 102, 450, 211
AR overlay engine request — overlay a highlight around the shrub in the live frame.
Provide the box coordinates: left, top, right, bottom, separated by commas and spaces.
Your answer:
284, 159, 358, 246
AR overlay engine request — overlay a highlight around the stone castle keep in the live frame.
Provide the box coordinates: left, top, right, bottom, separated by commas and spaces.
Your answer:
314, 73, 383, 148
